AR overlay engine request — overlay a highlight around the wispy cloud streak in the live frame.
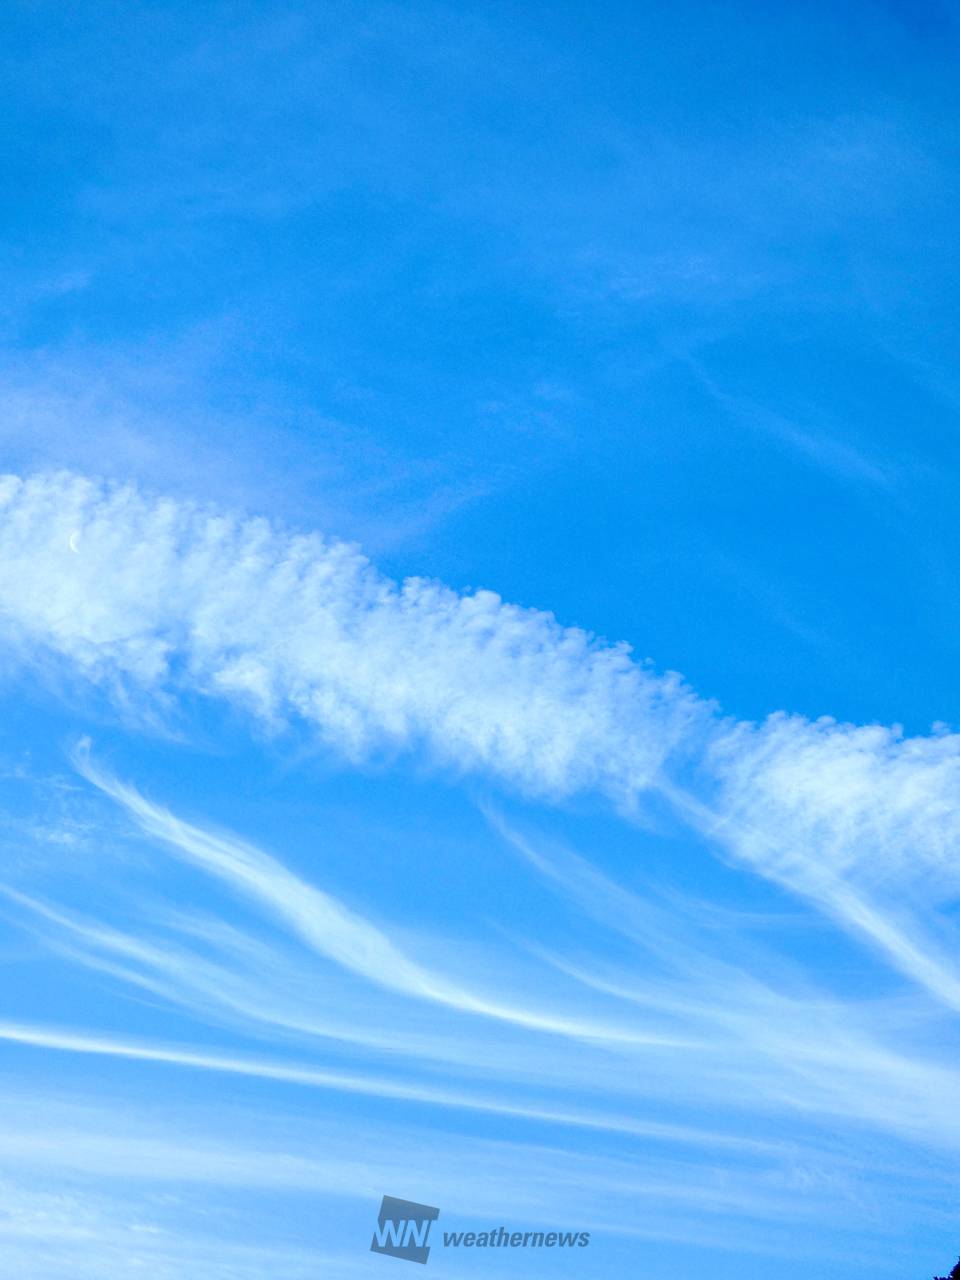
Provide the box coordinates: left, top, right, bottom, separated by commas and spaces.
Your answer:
68, 744, 699, 1048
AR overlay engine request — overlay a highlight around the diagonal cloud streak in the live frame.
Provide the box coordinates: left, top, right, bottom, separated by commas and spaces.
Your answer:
72, 743, 694, 1047
2, 470, 960, 1018
0, 471, 702, 802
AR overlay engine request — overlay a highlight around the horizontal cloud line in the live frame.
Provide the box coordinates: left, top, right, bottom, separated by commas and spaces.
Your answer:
0, 1018, 776, 1154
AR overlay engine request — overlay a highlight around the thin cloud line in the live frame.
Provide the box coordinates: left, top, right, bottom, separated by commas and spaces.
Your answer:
0, 1018, 779, 1155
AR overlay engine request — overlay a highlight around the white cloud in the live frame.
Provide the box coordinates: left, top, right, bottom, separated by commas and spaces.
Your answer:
0, 1017, 775, 1153
701, 714, 960, 1009
491, 812, 960, 1150
13, 771, 960, 1159
0, 1085, 910, 1259
3, 469, 960, 1020
0, 471, 702, 801
67, 746, 696, 1047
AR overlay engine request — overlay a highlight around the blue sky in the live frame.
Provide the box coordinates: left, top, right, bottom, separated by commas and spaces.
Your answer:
1, 2, 960, 1276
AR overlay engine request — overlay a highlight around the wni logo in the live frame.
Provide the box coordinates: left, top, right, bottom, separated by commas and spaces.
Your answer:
370, 1195, 440, 1265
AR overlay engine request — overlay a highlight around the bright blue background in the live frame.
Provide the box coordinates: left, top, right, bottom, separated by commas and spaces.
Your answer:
1, 3, 959, 1277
